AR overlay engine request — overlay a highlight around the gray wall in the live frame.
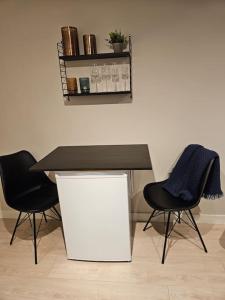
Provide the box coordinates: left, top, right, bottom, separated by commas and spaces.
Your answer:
0, 0, 225, 220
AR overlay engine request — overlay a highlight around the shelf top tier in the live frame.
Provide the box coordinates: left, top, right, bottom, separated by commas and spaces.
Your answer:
59, 51, 130, 61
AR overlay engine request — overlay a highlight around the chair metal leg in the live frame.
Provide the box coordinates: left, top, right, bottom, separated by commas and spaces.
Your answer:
188, 209, 207, 253
143, 209, 156, 231
10, 212, 22, 245
163, 212, 166, 233
52, 206, 62, 221
162, 211, 171, 264
178, 211, 181, 224
32, 213, 38, 264
43, 212, 47, 223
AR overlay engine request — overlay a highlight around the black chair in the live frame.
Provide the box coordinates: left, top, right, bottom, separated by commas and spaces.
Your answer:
0, 150, 61, 264
143, 158, 215, 264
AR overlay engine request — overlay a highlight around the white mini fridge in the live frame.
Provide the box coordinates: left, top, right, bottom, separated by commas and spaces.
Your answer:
55, 171, 133, 261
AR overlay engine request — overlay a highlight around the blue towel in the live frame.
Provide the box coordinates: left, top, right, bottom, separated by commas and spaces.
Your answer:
163, 144, 223, 201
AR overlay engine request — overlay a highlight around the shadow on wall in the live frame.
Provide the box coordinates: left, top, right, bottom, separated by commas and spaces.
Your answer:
64, 94, 132, 106
131, 170, 155, 220
0, 185, 16, 219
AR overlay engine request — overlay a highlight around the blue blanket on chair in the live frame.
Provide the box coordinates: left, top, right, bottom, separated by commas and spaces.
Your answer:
163, 144, 223, 201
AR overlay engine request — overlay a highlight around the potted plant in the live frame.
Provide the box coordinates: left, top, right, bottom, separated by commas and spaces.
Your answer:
106, 30, 128, 53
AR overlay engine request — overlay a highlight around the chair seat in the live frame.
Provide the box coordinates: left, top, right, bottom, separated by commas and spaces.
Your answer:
144, 181, 197, 211
11, 183, 59, 213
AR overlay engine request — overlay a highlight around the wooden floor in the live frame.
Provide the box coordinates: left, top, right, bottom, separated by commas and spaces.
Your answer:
1, 218, 225, 300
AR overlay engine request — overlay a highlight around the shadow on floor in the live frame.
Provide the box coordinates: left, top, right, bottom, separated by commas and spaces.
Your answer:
219, 230, 225, 250
142, 214, 214, 261
2, 216, 62, 241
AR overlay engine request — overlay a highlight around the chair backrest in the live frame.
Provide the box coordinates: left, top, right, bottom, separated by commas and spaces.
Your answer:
196, 158, 215, 204
0, 150, 51, 207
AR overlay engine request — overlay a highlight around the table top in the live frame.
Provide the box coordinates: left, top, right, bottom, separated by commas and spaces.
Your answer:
30, 144, 152, 171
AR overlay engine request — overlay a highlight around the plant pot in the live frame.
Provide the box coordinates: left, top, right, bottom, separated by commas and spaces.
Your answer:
112, 43, 123, 53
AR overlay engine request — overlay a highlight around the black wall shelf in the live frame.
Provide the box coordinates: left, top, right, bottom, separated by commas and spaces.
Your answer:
57, 36, 132, 101
60, 52, 130, 62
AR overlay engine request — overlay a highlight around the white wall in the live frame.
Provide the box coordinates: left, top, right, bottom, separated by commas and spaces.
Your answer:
0, 0, 225, 221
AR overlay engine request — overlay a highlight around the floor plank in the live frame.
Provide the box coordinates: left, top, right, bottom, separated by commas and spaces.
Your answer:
0, 219, 225, 299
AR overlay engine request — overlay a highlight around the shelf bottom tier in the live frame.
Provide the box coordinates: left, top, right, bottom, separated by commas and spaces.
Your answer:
64, 91, 131, 97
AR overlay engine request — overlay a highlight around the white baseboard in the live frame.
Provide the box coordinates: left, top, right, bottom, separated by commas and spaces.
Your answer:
1, 210, 225, 224
0, 210, 53, 219
0, 210, 19, 219
194, 213, 225, 224
133, 212, 225, 224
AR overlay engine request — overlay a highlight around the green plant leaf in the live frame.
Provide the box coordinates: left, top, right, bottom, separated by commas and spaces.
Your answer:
107, 29, 128, 44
